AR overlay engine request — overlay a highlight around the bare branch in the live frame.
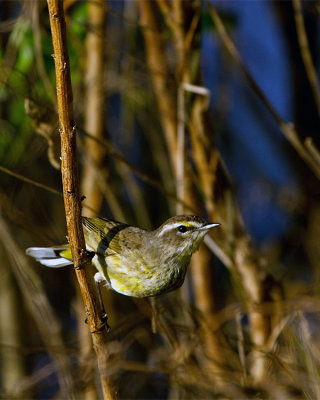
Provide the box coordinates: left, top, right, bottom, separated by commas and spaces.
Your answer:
0, 165, 62, 197
46, 0, 115, 398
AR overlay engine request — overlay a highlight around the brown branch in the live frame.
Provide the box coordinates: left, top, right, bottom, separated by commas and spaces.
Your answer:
46, 1, 115, 398
138, 0, 178, 172
81, 0, 107, 215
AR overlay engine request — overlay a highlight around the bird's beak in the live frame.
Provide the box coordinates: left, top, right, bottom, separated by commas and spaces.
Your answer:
198, 223, 220, 231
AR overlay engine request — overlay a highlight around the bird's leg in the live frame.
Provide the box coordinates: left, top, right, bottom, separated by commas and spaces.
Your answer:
94, 272, 111, 332
149, 297, 158, 334
75, 250, 95, 270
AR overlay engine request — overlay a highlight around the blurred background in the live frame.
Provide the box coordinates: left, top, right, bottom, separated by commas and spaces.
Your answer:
1, 0, 320, 398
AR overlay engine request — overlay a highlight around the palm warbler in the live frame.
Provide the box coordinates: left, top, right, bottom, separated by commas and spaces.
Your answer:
26, 215, 219, 297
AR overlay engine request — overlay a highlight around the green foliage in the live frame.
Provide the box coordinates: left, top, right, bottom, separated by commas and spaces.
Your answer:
15, 25, 34, 72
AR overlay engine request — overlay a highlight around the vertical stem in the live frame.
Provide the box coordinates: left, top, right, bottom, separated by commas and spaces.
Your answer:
138, 0, 178, 172
293, 0, 320, 118
81, 0, 107, 214
176, 85, 185, 215
0, 266, 25, 394
46, 0, 115, 398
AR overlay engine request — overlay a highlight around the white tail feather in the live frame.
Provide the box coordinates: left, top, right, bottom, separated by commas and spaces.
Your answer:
26, 247, 59, 259
38, 258, 72, 268
26, 247, 73, 268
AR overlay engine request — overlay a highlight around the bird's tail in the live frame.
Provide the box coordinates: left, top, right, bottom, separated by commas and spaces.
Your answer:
26, 246, 73, 268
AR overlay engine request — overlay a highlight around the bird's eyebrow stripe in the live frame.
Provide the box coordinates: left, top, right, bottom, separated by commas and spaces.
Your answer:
158, 221, 198, 236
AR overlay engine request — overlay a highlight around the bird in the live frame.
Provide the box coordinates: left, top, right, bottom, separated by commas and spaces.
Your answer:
26, 215, 219, 298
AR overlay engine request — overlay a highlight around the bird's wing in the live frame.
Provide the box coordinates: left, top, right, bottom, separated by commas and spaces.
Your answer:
82, 217, 133, 255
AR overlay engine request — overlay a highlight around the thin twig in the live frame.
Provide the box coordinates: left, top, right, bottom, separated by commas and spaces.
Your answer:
32, 1, 56, 103
305, 136, 320, 165
293, 0, 320, 117
235, 311, 247, 382
209, 3, 320, 180
0, 165, 62, 197
176, 83, 210, 215
46, 0, 115, 398
176, 84, 185, 215
203, 235, 232, 269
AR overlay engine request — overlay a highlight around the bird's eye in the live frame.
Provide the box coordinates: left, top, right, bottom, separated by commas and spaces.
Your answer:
177, 225, 187, 233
